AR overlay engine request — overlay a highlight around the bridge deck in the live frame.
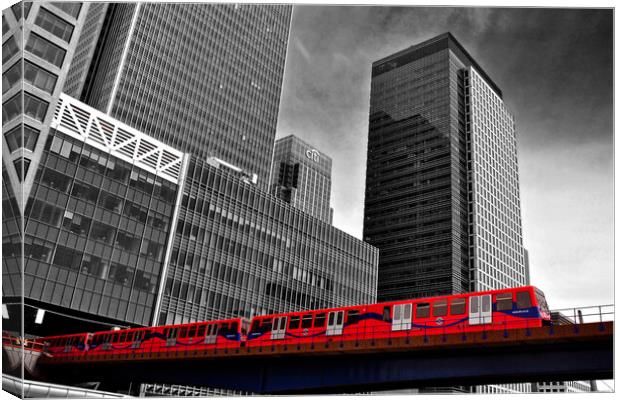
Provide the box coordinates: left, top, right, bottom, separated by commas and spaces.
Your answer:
39, 321, 611, 363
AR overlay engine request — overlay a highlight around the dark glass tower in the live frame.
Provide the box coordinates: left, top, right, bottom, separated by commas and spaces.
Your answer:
364, 33, 526, 302
72, 3, 292, 191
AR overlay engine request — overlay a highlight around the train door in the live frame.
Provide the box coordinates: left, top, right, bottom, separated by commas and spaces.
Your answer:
271, 316, 287, 340
392, 303, 412, 331
205, 324, 218, 344
326, 310, 344, 336
469, 294, 492, 325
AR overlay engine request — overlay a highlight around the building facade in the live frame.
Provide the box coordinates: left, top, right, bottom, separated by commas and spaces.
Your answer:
68, 3, 292, 191
270, 135, 333, 224
3, 0, 379, 341
157, 154, 376, 326
365, 32, 529, 394
4, 93, 185, 335
2, 0, 90, 336
364, 32, 527, 302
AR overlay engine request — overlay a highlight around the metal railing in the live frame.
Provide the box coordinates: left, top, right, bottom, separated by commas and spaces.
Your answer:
549, 305, 614, 325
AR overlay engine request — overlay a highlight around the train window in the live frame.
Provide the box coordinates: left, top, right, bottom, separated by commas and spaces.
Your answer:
314, 313, 326, 327
206, 325, 213, 335
251, 320, 260, 332
450, 298, 466, 315
188, 326, 197, 337
289, 316, 300, 329
197, 325, 206, 337
383, 306, 390, 321
262, 320, 272, 331
516, 291, 532, 309
120, 333, 127, 342
347, 310, 360, 324
328, 312, 335, 325
496, 293, 513, 311
112, 333, 119, 342
231, 322, 238, 332
433, 300, 448, 317
336, 311, 343, 325
301, 315, 313, 328
416, 303, 430, 318
180, 327, 188, 338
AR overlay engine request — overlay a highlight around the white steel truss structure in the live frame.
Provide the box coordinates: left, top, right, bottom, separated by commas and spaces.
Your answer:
51, 93, 185, 184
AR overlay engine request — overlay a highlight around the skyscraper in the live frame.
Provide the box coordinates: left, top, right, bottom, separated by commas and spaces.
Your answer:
364, 32, 530, 394
270, 135, 333, 223
364, 32, 527, 301
68, 3, 291, 191
3, 2, 378, 349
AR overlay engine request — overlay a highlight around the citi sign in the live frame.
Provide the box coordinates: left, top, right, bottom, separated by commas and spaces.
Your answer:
305, 149, 320, 163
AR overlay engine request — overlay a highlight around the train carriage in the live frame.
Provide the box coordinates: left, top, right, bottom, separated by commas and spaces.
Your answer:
85, 317, 248, 357
246, 286, 551, 348
36, 286, 551, 358
38, 332, 92, 357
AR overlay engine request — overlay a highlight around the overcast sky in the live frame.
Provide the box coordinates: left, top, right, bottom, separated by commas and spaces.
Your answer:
275, 6, 613, 310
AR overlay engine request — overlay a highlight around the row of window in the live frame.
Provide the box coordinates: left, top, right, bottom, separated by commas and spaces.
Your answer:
49, 134, 177, 203
35, 7, 74, 42
2, 91, 48, 124
3, 59, 58, 95
38, 167, 171, 231
4, 125, 40, 153
26, 32, 65, 68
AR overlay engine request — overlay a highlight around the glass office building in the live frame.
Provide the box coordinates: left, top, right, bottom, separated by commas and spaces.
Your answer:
270, 135, 333, 224
4, 93, 186, 333
69, 3, 292, 191
364, 32, 527, 301
2, 0, 89, 338
157, 155, 377, 325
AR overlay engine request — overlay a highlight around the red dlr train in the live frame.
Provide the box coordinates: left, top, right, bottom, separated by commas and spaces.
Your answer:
37, 286, 550, 359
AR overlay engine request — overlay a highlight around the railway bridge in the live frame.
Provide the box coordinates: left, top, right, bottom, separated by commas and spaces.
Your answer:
21, 319, 612, 394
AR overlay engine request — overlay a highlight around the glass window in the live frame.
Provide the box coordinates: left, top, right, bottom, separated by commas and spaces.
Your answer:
11, 2, 32, 20
197, 325, 206, 337
516, 291, 532, 309
25, 32, 66, 67
2, 60, 21, 94
2, 35, 19, 63
13, 158, 30, 181
433, 299, 448, 317
24, 93, 48, 121
24, 60, 57, 93
288, 316, 300, 329
23, 125, 39, 151
382, 306, 390, 321
4, 125, 21, 152
301, 314, 313, 328
50, 2, 82, 18
52, 245, 82, 270
496, 293, 513, 311
450, 298, 466, 315
2, 15, 9, 35
347, 309, 359, 324
108, 263, 134, 286
314, 313, 326, 327
2, 93, 21, 124
35, 7, 74, 42
416, 303, 430, 318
